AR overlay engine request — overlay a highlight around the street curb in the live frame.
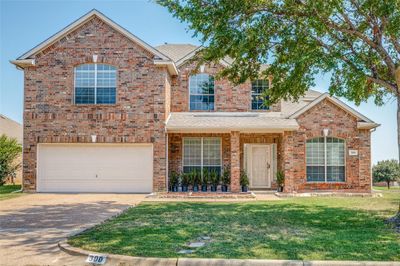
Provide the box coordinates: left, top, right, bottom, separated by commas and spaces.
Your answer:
58, 241, 400, 266
58, 240, 177, 265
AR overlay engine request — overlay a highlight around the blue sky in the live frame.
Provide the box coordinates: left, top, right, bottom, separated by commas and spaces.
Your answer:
0, 0, 397, 164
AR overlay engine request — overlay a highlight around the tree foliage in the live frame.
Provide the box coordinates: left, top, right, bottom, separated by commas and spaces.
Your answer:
159, 0, 400, 159
373, 159, 400, 188
159, 0, 400, 104
0, 134, 22, 185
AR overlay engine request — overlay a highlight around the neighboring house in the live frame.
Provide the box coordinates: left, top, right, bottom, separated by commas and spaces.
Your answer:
0, 114, 23, 183
11, 10, 379, 193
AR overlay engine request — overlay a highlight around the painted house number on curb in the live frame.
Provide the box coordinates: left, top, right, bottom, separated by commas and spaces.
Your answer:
86, 254, 107, 264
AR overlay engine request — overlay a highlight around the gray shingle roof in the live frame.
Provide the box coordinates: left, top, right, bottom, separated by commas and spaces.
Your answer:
166, 112, 299, 133
155, 44, 199, 62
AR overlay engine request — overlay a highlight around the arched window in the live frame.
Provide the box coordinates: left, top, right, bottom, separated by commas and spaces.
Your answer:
189, 73, 214, 111
306, 137, 345, 182
74, 64, 116, 104
251, 80, 269, 110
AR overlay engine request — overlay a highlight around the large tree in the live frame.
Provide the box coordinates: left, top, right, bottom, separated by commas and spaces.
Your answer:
373, 159, 400, 189
159, 0, 400, 158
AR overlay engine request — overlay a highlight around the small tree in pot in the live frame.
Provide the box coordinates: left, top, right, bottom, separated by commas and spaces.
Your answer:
191, 169, 201, 192
240, 170, 249, 192
201, 168, 209, 192
169, 171, 179, 192
221, 167, 230, 192
181, 172, 190, 192
276, 171, 285, 192
210, 170, 220, 192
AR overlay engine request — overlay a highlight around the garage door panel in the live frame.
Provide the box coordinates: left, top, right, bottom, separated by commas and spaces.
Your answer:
37, 144, 153, 193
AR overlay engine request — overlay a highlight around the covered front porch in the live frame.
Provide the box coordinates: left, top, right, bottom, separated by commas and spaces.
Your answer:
166, 112, 299, 192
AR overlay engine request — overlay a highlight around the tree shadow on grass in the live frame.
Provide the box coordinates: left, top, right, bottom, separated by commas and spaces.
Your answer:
69, 201, 400, 261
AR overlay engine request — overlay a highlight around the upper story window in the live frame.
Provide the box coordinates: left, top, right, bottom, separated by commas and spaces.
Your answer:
306, 137, 345, 182
251, 80, 269, 110
74, 64, 116, 104
189, 73, 215, 111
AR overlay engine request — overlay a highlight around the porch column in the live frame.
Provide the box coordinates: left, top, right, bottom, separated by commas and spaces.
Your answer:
230, 131, 240, 192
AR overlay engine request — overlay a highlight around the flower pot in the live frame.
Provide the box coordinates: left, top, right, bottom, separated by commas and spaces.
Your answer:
182, 185, 189, 192
277, 186, 283, 192
210, 185, 217, 192
171, 185, 178, 192
192, 185, 199, 192
241, 186, 248, 192
221, 185, 228, 192
201, 185, 208, 192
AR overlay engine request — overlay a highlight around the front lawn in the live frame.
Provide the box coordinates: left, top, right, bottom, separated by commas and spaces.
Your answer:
69, 192, 400, 261
0, 184, 22, 201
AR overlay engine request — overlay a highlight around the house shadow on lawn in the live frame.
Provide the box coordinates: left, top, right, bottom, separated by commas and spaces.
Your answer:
68, 201, 400, 261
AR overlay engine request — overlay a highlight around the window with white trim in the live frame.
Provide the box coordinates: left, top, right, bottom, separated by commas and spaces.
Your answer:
251, 80, 269, 110
189, 74, 215, 111
183, 137, 221, 174
74, 64, 116, 104
306, 137, 345, 182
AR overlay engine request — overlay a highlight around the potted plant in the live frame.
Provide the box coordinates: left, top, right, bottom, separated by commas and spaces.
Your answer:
276, 170, 285, 192
191, 169, 201, 192
221, 167, 230, 192
240, 170, 249, 192
181, 172, 190, 192
210, 170, 220, 192
169, 171, 179, 192
201, 168, 209, 192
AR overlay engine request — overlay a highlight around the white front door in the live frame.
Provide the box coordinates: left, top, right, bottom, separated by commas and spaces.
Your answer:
246, 144, 273, 188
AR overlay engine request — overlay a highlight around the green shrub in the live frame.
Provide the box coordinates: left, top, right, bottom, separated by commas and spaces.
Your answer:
0, 135, 22, 186
169, 171, 180, 188
240, 170, 249, 187
209, 170, 220, 186
221, 167, 230, 185
276, 170, 285, 187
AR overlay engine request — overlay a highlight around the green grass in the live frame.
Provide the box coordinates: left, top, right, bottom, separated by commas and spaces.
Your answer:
0, 184, 22, 201
69, 192, 400, 261
373, 186, 400, 191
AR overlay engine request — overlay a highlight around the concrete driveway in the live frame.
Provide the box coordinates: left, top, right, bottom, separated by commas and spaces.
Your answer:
0, 193, 146, 266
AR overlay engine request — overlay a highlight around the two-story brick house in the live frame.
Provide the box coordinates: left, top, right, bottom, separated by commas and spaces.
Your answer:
11, 10, 379, 193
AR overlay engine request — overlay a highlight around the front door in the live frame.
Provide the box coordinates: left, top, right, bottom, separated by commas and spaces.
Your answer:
246, 144, 272, 188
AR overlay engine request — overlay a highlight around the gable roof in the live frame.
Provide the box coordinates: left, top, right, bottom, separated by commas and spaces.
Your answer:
16, 9, 170, 61
288, 93, 379, 129
156, 44, 199, 63
11, 9, 178, 75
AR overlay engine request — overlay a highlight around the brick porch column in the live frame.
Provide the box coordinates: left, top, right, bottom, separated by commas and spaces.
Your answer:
230, 131, 240, 192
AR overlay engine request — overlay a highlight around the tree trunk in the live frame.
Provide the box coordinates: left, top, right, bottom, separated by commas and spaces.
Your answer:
396, 67, 400, 163
387, 180, 390, 189
396, 67, 400, 218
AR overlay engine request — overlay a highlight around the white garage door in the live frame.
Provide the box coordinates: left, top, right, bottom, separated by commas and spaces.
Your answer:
37, 144, 153, 193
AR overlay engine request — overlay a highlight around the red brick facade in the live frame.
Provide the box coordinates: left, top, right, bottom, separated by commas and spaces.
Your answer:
282, 99, 371, 193
19, 13, 373, 193
171, 62, 281, 112
22, 17, 168, 191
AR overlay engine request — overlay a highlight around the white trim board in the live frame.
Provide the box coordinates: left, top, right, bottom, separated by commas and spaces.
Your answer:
289, 93, 376, 124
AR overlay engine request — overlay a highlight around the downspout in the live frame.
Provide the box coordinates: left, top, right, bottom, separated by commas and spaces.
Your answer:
165, 128, 169, 192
